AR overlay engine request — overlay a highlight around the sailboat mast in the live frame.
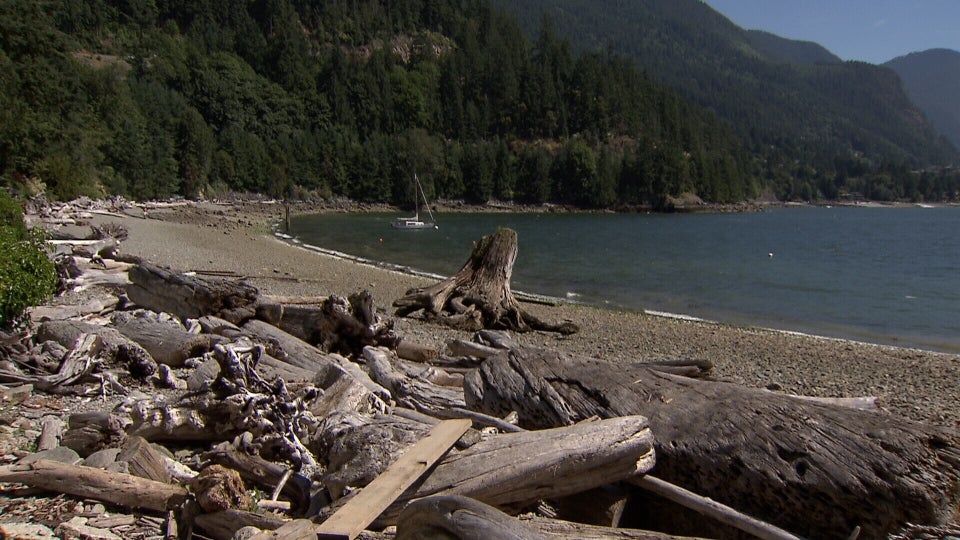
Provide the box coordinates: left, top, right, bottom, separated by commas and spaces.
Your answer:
416, 173, 437, 225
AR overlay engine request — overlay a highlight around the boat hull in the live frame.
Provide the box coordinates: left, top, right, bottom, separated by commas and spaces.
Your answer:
391, 220, 436, 230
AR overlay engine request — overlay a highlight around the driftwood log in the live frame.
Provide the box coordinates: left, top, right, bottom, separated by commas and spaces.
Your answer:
363, 346, 466, 415
312, 412, 655, 528
275, 292, 398, 356
112, 311, 212, 367
463, 346, 960, 539
127, 262, 266, 324
0, 333, 103, 394
397, 495, 547, 540
397, 495, 712, 539
37, 319, 157, 379
393, 228, 578, 334
241, 319, 390, 401
128, 263, 397, 358
0, 459, 188, 512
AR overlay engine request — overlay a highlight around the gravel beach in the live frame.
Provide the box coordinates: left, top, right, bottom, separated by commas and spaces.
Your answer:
97, 200, 960, 428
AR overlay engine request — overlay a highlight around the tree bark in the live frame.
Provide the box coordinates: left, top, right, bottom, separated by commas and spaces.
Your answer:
463, 346, 960, 539
393, 229, 578, 334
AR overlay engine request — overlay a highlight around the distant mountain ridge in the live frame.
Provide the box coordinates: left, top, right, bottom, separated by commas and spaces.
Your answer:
492, 0, 958, 192
885, 49, 960, 148
744, 30, 841, 65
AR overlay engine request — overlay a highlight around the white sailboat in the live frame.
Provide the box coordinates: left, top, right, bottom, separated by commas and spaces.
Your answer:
392, 174, 438, 230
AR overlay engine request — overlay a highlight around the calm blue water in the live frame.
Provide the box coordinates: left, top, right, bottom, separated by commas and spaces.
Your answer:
289, 207, 960, 353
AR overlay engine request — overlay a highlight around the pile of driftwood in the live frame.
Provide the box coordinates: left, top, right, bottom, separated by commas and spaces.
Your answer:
1, 224, 960, 540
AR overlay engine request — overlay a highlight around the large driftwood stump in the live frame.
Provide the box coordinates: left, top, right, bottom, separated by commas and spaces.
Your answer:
464, 346, 960, 539
393, 228, 578, 334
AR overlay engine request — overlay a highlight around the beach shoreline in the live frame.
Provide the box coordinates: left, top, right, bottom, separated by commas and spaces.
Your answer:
89, 199, 960, 428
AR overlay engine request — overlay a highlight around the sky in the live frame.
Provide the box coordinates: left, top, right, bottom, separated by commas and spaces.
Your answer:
704, 0, 960, 64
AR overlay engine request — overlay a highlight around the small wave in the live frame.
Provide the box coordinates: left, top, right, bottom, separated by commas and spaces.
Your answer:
565, 291, 581, 298
644, 310, 713, 323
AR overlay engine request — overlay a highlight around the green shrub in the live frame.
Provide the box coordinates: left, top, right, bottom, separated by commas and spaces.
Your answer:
0, 190, 26, 238
0, 192, 58, 330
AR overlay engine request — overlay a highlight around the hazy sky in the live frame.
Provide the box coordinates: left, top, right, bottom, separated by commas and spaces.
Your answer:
705, 0, 960, 64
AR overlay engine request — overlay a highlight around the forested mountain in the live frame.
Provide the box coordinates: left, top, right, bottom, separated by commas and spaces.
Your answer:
492, 0, 960, 201
744, 31, 840, 66
1, 0, 958, 207
885, 49, 960, 149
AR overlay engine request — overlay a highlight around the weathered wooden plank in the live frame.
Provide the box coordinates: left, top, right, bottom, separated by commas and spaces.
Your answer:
314, 419, 471, 540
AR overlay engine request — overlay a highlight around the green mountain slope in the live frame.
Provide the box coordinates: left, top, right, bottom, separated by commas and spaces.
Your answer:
2, 0, 958, 205
885, 49, 960, 148
744, 30, 841, 65
492, 0, 959, 199
0, 0, 758, 207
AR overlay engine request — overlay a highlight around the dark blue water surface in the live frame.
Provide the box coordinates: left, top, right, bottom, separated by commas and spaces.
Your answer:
289, 206, 960, 353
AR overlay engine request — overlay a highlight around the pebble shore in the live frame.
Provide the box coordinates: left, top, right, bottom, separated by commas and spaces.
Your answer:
96, 200, 960, 428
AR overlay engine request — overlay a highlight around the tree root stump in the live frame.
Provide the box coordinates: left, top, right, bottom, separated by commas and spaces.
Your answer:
393, 228, 577, 334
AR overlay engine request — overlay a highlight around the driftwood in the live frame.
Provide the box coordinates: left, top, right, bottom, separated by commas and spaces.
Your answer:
312, 412, 431, 501
395, 339, 439, 363
446, 338, 503, 359
481, 416, 795, 539
382, 415, 655, 526
241, 319, 335, 373
363, 346, 466, 414
519, 515, 708, 539
0, 333, 103, 394
548, 485, 630, 529
309, 375, 389, 419
0, 459, 188, 512
630, 475, 801, 540
112, 311, 212, 367
193, 510, 287, 540
189, 464, 250, 512
315, 419, 471, 540
309, 411, 655, 528
116, 435, 171, 483
37, 319, 157, 379
242, 319, 391, 401
61, 411, 126, 457
128, 263, 395, 356
127, 262, 266, 324
401, 496, 710, 539
275, 292, 398, 356
36, 415, 64, 451
397, 495, 547, 540
393, 229, 578, 335
203, 441, 315, 514
463, 346, 960, 539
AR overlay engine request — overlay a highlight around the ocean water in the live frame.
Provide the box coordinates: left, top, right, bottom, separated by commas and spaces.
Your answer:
289, 206, 960, 353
